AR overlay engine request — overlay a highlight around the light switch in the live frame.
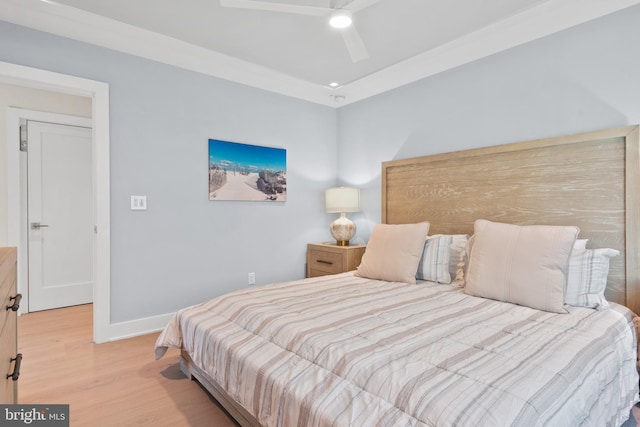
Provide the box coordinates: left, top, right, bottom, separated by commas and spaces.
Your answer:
131, 195, 147, 210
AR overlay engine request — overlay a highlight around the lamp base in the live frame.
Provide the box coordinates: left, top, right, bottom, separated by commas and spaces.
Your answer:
330, 213, 356, 246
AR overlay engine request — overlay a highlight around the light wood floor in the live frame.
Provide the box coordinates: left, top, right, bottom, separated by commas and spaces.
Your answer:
18, 304, 238, 426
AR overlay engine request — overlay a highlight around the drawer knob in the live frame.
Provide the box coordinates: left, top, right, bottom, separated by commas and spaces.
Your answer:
317, 260, 333, 265
7, 353, 22, 381
6, 294, 22, 312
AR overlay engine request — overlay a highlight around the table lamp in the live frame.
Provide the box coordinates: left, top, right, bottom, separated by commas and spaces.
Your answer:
325, 186, 360, 246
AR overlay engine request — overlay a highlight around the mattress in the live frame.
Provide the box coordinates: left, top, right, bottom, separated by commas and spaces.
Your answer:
155, 272, 639, 426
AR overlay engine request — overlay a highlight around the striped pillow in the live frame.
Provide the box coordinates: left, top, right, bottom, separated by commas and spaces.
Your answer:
417, 234, 469, 284
565, 248, 619, 310
416, 235, 452, 283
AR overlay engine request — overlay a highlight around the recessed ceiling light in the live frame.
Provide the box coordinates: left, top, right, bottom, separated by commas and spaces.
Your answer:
329, 10, 352, 29
329, 82, 340, 88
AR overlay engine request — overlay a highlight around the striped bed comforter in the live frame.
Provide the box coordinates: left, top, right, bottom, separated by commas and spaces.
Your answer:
155, 272, 639, 427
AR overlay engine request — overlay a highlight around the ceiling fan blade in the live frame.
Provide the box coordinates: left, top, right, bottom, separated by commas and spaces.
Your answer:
340, 25, 369, 62
220, 0, 329, 16
344, 0, 380, 13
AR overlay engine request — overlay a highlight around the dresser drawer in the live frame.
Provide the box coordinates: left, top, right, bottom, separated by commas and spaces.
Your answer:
0, 262, 17, 333
0, 247, 18, 405
308, 250, 344, 275
0, 310, 17, 404
0, 260, 16, 310
0, 309, 16, 359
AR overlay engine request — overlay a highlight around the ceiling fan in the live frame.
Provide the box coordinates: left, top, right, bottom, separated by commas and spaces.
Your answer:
219, 0, 380, 63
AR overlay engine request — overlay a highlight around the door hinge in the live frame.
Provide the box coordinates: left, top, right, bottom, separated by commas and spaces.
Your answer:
19, 124, 27, 152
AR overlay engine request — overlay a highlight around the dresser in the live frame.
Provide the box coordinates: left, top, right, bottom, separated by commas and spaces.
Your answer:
0, 247, 20, 404
306, 243, 366, 278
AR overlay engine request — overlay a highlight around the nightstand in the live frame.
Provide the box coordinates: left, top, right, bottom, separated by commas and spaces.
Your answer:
306, 243, 366, 278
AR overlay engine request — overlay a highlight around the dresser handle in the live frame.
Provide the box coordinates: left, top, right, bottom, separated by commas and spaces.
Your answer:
7, 354, 22, 381
6, 294, 22, 311
317, 260, 333, 265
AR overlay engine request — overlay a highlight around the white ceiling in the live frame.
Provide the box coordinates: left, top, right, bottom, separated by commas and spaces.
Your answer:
2, 0, 639, 107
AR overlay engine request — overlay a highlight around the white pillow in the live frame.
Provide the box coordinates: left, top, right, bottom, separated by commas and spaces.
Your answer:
465, 219, 579, 313
356, 223, 430, 284
565, 248, 619, 309
448, 234, 470, 285
574, 239, 588, 249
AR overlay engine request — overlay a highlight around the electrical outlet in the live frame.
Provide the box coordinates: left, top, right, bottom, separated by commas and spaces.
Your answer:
248, 272, 256, 286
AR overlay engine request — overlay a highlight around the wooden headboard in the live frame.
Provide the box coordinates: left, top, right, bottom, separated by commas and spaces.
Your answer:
382, 125, 640, 314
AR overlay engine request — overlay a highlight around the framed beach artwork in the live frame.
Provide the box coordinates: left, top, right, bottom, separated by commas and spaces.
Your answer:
208, 139, 287, 202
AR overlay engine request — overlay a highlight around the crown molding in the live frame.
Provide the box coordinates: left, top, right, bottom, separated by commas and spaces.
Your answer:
336, 0, 640, 106
1, 0, 638, 108
0, 0, 336, 106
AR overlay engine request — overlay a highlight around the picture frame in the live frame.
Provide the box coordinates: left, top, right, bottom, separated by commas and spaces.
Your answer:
208, 139, 287, 202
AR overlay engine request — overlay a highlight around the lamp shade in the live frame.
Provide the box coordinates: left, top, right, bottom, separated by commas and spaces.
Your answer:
325, 187, 360, 213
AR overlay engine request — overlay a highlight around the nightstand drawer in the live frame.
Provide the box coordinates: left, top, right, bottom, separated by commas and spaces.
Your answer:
306, 243, 366, 278
308, 250, 344, 274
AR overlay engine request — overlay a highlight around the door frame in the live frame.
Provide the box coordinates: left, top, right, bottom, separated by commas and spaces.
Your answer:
2, 60, 111, 344
15, 112, 93, 312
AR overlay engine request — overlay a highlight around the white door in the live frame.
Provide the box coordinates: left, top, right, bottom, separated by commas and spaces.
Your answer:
27, 120, 93, 312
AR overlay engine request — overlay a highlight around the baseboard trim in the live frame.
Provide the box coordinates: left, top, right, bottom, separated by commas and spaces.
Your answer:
109, 312, 175, 341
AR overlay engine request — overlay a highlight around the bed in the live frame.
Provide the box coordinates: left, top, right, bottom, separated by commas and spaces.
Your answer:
155, 125, 640, 426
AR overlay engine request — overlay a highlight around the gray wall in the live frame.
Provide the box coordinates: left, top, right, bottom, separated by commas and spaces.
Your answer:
0, 21, 337, 323
337, 5, 640, 240
2, 4, 639, 324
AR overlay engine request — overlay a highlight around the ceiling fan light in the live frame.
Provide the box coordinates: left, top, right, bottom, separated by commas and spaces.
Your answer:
329, 10, 352, 29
